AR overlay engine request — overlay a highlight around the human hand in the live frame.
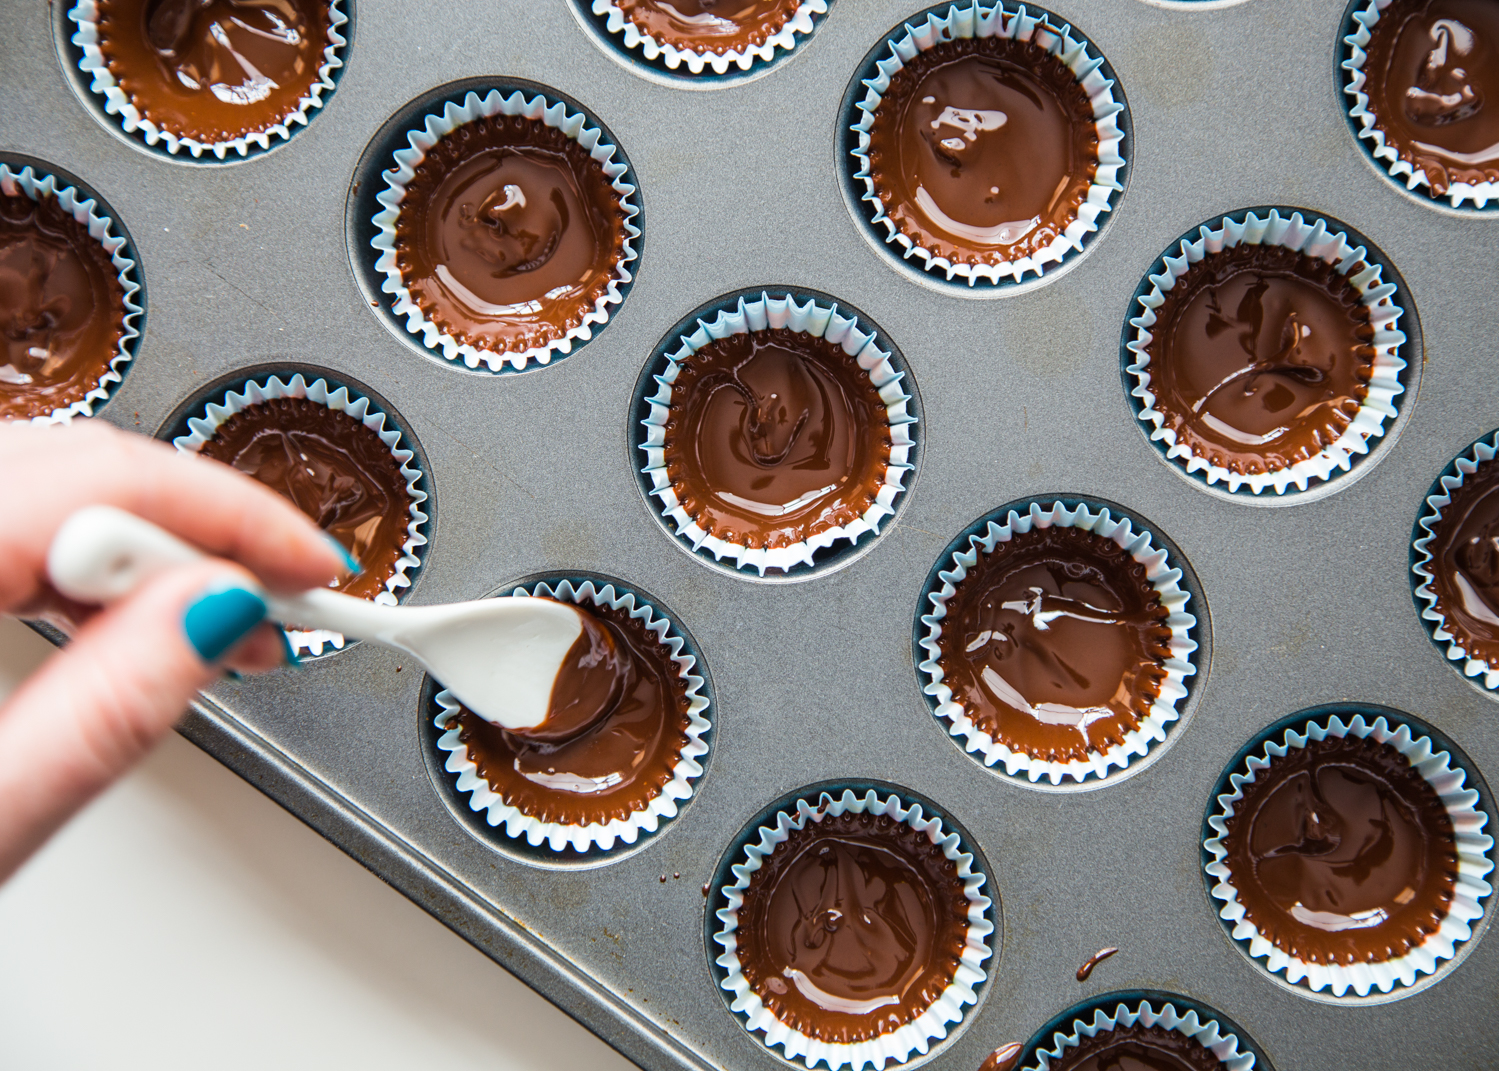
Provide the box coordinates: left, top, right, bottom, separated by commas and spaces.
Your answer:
0, 419, 352, 883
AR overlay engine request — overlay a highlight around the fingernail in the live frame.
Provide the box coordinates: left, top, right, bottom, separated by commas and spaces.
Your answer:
278, 628, 302, 669
183, 583, 267, 664
324, 534, 362, 576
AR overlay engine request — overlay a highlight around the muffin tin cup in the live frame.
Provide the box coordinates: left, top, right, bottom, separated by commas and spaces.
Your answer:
0, 160, 142, 424
64, 0, 350, 162
1340, 0, 1499, 213
1124, 207, 1412, 499
634, 289, 917, 579
171, 372, 429, 656
433, 577, 711, 857
1022, 994, 1259, 1071
369, 86, 641, 374
583, 0, 828, 78
844, 0, 1127, 292
1412, 429, 1499, 696
711, 785, 994, 1071
1202, 708, 1495, 1001
917, 498, 1200, 789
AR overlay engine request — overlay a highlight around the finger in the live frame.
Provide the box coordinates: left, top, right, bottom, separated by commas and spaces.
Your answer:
224, 622, 299, 675
0, 421, 352, 612
0, 560, 270, 883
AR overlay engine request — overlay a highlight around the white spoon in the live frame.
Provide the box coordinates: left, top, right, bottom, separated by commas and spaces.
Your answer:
46, 506, 627, 739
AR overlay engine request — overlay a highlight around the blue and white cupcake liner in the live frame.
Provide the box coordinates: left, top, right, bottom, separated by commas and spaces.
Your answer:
1026, 998, 1255, 1071
713, 787, 993, 1070
434, 579, 711, 854
371, 88, 640, 372
591, 0, 827, 75
173, 373, 429, 656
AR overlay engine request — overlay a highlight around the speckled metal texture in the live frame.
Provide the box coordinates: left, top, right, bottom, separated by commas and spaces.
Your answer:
6, 1, 1499, 1068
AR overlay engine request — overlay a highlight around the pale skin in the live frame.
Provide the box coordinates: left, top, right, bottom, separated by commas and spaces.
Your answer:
0, 420, 346, 883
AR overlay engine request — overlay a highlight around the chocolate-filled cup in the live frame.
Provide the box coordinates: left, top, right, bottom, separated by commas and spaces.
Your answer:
1020, 995, 1261, 1071
581, 0, 828, 79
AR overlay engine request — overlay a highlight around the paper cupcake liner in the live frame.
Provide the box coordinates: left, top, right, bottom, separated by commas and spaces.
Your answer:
1342, 0, 1499, 211
1126, 208, 1408, 496
713, 787, 993, 1070
638, 291, 915, 576
1203, 712, 1495, 998
67, 0, 348, 160
591, 0, 827, 75
371, 88, 640, 373
0, 162, 142, 425
1412, 430, 1499, 692
918, 501, 1197, 787
172, 373, 429, 656
1026, 997, 1256, 1071
434, 579, 710, 854
848, 1, 1126, 287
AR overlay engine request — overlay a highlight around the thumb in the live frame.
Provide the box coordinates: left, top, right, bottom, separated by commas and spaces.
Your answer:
0, 561, 270, 882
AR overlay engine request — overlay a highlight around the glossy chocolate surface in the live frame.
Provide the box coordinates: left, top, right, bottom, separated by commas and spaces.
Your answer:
662, 327, 890, 550
197, 397, 411, 602
1221, 733, 1457, 965
1362, 0, 1499, 195
1050, 1023, 1226, 1071
867, 38, 1097, 265
1427, 455, 1499, 664
95, 0, 331, 144
979, 1042, 1023, 1071
1075, 946, 1118, 981
395, 115, 627, 357
1144, 243, 1373, 477
735, 809, 968, 1044
614, 0, 800, 54
452, 599, 690, 828
522, 611, 633, 744
937, 525, 1171, 764
0, 191, 125, 420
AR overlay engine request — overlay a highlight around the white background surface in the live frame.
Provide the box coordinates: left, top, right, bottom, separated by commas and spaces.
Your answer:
0, 616, 638, 1070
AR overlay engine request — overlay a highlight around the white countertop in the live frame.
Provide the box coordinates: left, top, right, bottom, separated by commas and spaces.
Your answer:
0, 616, 638, 1071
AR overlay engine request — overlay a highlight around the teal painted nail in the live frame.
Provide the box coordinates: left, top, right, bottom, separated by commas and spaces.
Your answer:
324, 534, 362, 575
278, 628, 302, 669
183, 584, 267, 663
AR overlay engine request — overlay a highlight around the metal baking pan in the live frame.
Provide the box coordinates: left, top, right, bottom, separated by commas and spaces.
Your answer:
7, 0, 1499, 1067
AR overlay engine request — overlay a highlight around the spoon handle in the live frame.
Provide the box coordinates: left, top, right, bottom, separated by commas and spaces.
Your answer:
46, 506, 406, 643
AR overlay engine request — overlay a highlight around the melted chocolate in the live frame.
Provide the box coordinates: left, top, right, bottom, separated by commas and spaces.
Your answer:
0, 192, 125, 421
614, 0, 800, 53
937, 525, 1171, 764
663, 327, 891, 550
1075, 946, 1118, 981
524, 611, 633, 743
1427, 454, 1499, 664
95, 0, 331, 145
1362, 0, 1499, 195
394, 116, 627, 357
1145, 244, 1374, 477
1221, 733, 1458, 965
1050, 1023, 1226, 1071
452, 599, 691, 828
735, 809, 969, 1044
196, 397, 411, 602
867, 38, 1098, 265
980, 1042, 1023, 1071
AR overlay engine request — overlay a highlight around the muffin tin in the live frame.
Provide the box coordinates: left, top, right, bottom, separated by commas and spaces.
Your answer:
11, 0, 1499, 1068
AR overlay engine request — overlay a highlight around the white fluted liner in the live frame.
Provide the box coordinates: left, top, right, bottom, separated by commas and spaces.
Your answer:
918, 500, 1197, 786
371, 88, 640, 372
67, 0, 348, 160
1412, 431, 1499, 692
1027, 998, 1255, 1071
591, 0, 827, 75
638, 291, 915, 576
1342, 0, 1499, 210
173, 373, 429, 656
1126, 209, 1408, 495
0, 163, 141, 424
434, 579, 711, 854
1203, 713, 1494, 998
713, 788, 993, 1070
848, 1, 1125, 286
